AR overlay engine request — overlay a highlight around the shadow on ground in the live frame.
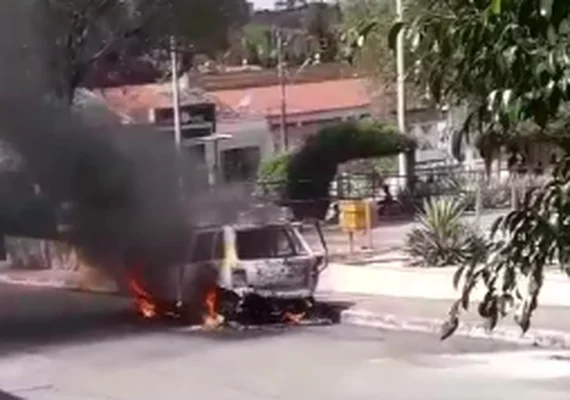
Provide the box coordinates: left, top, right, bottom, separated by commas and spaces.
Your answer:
175, 300, 354, 342
0, 283, 354, 355
0, 391, 23, 400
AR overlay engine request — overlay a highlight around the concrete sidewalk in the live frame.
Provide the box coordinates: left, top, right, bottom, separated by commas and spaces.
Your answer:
303, 209, 507, 261
316, 260, 570, 348
0, 268, 118, 293
317, 261, 570, 307
317, 292, 570, 348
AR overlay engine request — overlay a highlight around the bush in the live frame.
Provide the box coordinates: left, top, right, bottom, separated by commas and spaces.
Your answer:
256, 153, 291, 199
286, 121, 416, 220
258, 153, 291, 183
406, 197, 487, 267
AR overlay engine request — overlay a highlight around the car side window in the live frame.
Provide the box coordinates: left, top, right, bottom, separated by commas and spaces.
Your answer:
190, 230, 224, 262
274, 228, 296, 258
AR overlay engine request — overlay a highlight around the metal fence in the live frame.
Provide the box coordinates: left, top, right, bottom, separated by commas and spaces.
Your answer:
254, 167, 551, 218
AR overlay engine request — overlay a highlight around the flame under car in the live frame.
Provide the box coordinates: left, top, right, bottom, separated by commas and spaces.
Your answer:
132, 222, 325, 325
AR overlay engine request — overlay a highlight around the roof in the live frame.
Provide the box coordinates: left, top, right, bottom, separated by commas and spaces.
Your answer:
93, 82, 241, 123
72, 88, 123, 125
211, 78, 372, 118
94, 83, 214, 123
89, 78, 382, 125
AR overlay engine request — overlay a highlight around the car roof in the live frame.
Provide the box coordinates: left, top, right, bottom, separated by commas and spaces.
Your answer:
194, 222, 291, 233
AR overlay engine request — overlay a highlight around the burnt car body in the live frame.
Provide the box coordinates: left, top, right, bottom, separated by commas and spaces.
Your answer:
138, 221, 326, 323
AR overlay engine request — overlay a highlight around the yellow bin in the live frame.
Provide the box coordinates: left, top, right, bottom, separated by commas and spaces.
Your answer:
339, 200, 369, 232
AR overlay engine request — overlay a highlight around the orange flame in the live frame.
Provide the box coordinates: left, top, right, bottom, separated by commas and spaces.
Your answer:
127, 265, 157, 319
283, 311, 306, 324
203, 286, 224, 329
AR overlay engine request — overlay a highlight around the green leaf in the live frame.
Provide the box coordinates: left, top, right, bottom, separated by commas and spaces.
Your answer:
388, 21, 407, 52
453, 265, 465, 289
540, 0, 554, 19
491, 0, 502, 15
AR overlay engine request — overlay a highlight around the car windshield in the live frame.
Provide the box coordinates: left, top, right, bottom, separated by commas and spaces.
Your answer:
236, 226, 304, 260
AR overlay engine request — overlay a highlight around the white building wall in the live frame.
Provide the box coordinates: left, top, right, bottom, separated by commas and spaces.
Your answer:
216, 117, 273, 160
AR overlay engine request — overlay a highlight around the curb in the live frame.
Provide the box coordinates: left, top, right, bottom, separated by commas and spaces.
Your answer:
0, 275, 76, 289
340, 308, 570, 349
0, 275, 119, 294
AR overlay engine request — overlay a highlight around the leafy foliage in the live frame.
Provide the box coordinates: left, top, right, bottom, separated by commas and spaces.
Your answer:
340, 0, 397, 78
32, 0, 249, 103
340, 0, 429, 79
241, 24, 276, 67
406, 197, 487, 267
442, 156, 570, 338
258, 153, 291, 184
393, 0, 570, 154
303, 2, 342, 63
346, 0, 570, 337
346, 0, 570, 161
285, 121, 415, 220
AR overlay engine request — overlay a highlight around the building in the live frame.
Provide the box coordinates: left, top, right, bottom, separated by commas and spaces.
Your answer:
92, 81, 273, 184
211, 77, 453, 168
212, 78, 373, 150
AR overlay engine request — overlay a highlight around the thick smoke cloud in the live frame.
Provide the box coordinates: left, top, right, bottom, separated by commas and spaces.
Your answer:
0, 2, 255, 279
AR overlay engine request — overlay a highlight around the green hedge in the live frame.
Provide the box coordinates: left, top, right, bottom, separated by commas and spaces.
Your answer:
284, 121, 416, 220
258, 152, 291, 184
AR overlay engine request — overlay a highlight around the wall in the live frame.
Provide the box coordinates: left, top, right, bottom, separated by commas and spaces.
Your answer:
199, 117, 273, 183
267, 105, 372, 150
216, 117, 273, 160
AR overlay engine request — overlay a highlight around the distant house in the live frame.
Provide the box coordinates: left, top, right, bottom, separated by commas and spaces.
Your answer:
212, 76, 453, 169
92, 80, 273, 184
212, 78, 372, 150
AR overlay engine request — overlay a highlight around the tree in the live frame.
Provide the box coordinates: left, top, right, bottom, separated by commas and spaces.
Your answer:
387, 0, 570, 338
285, 121, 415, 220
32, 0, 249, 105
347, 0, 570, 337
303, 2, 342, 62
340, 0, 396, 79
340, 0, 428, 80
241, 24, 276, 67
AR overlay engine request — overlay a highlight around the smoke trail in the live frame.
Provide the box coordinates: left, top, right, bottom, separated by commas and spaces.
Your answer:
0, 2, 207, 276
0, 1, 274, 288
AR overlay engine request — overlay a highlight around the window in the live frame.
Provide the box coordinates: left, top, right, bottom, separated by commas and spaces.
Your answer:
190, 230, 224, 262
222, 147, 261, 182
236, 226, 303, 260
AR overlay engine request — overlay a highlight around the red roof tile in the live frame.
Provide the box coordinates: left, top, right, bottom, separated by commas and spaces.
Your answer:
93, 78, 374, 124
211, 78, 372, 118
94, 83, 240, 123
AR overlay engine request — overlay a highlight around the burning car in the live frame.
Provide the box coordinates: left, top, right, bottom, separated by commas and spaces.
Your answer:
129, 220, 327, 326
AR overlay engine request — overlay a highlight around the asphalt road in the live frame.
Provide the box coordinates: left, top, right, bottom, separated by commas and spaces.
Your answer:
0, 283, 569, 400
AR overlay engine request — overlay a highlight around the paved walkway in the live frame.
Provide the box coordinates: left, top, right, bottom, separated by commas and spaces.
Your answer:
303, 209, 507, 262
316, 292, 570, 347
317, 262, 570, 307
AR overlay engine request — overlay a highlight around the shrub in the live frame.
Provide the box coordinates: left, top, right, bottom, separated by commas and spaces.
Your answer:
406, 197, 487, 267
256, 153, 291, 199
286, 121, 416, 220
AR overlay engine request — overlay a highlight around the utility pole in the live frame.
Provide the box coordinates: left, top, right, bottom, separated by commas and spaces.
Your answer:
170, 34, 185, 309
277, 29, 288, 152
170, 35, 186, 193
170, 35, 182, 152
396, 0, 407, 187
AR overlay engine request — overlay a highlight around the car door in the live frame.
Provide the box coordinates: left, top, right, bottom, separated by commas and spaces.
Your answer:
236, 225, 314, 290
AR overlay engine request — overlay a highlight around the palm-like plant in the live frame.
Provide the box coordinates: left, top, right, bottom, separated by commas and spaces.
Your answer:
406, 197, 483, 267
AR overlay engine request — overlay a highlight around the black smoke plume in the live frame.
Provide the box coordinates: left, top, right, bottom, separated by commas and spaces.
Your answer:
0, 2, 245, 279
